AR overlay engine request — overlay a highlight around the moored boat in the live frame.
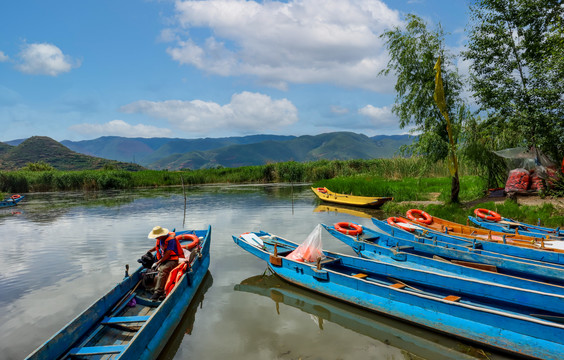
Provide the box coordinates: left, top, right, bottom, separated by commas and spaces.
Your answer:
374, 217, 564, 267
25, 226, 211, 360
468, 209, 564, 240
311, 187, 392, 208
323, 222, 564, 292
0, 194, 24, 208
235, 273, 480, 360
233, 229, 564, 359
403, 209, 564, 250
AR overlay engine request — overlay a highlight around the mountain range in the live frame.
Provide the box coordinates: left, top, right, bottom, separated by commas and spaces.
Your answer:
1, 132, 413, 171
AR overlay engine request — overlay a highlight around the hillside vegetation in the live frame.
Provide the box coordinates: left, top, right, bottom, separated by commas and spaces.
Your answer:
0, 136, 143, 171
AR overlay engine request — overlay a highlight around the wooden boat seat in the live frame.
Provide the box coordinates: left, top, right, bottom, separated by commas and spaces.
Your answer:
352, 273, 368, 279
443, 295, 461, 302
69, 344, 126, 356
101, 315, 151, 325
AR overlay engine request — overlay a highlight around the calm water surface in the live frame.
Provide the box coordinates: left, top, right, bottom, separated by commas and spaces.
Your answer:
0, 184, 512, 360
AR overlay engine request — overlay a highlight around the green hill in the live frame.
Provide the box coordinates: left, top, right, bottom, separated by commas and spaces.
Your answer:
147, 132, 414, 170
0, 136, 144, 171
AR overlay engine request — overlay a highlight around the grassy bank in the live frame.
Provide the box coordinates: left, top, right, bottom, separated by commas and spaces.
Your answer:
313, 175, 487, 202
0, 158, 480, 193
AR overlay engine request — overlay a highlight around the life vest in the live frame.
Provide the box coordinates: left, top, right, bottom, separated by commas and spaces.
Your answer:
156, 232, 186, 261
164, 262, 188, 296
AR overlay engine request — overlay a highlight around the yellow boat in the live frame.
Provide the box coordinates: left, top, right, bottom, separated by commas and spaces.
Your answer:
311, 187, 393, 208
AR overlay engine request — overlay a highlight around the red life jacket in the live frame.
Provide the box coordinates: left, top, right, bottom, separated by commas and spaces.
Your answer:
155, 232, 186, 261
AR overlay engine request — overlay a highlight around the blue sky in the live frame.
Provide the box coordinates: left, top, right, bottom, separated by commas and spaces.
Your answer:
0, 0, 470, 142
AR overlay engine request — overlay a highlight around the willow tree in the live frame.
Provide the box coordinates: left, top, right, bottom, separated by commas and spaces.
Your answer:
464, 0, 564, 161
380, 14, 466, 202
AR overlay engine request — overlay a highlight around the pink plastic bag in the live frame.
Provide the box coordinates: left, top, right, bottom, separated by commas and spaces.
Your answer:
286, 225, 325, 263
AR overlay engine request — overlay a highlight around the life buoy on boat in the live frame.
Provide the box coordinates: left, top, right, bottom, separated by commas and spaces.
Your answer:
335, 222, 363, 236
317, 187, 328, 194
177, 233, 200, 250
387, 217, 416, 232
406, 209, 432, 225
474, 208, 501, 222
10, 194, 21, 200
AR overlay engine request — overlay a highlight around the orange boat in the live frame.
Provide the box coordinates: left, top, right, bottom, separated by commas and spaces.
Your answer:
400, 209, 562, 252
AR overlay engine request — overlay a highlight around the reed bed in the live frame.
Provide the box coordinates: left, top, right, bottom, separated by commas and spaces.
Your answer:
0, 157, 482, 194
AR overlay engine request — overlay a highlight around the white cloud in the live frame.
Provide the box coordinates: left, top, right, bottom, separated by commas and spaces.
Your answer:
120, 91, 298, 133
358, 104, 397, 128
0, 51, 9, 62
167, 0, 401, 91
69, 120, 172, 138
16, 43, 79, 76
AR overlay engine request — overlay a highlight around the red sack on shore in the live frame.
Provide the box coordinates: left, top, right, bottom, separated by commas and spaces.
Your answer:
505, 168, 529, 192
529, 172, 544, 191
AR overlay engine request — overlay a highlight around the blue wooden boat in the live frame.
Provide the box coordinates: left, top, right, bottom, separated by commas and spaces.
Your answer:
323, 223, 564, 293
469, 215, 564, 240
25, 226, 211, 360
0, 194, 24, 208
374, 217, 564, 267
233, 230, 564, 359
235, 273, 480, 360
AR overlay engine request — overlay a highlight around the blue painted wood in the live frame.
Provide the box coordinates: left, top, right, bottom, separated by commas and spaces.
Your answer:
469, 216, 564, 239
233, 230, 564, 359
25, 226, 211, 360
0, 195, 24, 208
373, 218, 564, 267
101, 315, 151, 324
322, 223, 564, 302
69, 345, 126, 356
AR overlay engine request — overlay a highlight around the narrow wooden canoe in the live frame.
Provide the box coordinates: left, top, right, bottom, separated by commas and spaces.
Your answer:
233, 230, 564, 359
311, 187, 392, 208
26, 226, 211, 360
469, 215, 564, 240
0, 194, 24, 208
403, 210, 563, 250
235, 273, 479, 360
323, 222, 564, 292
375, 217, 564, 266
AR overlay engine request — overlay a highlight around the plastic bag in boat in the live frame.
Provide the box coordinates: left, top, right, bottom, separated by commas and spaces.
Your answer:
286, 224, 325, 263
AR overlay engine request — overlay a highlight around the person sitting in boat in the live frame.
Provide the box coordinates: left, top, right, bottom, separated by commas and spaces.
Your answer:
146, 226, 185, 301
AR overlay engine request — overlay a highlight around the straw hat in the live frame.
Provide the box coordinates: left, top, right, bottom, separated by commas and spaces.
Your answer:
148, 226, 169, 239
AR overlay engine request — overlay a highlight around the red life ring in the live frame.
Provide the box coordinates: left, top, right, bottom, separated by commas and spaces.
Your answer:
387, 217, 416, 232
406, 209, 432, 225
11, 194, 21, 200
474, 208, 501, 222
317, 187, 328, 193
335, 222, 363, 236
177, 233, 200, 250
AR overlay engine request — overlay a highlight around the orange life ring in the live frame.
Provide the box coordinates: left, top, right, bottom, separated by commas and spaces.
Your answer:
317, 187, 328, 193
387, 217, 416, 232
11, 194, 21, 200
177, 233, 200, 250
335, 222, 363, 236
406, 209, 432, 225
474, 208, 501, 222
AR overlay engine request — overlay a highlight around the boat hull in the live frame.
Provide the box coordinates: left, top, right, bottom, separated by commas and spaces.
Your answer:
233, 232, 564, 359
311, 187, 392, 208
26, 226, 211, 360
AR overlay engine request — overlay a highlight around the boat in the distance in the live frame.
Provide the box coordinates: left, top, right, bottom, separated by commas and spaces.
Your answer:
311, 187, 392, 208
0, 194, 24, 208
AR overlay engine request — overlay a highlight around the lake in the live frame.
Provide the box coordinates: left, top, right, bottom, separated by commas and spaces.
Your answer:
0, 184, 511, 360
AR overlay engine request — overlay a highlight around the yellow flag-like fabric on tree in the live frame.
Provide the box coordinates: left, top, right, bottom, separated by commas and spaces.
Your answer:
433, 56, 458, 176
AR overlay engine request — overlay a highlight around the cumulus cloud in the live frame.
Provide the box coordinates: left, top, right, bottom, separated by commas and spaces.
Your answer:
358, 104, 397, 128
120, 91, 298, 133
166, 0, 401, 91
16, 43, 79, 76
0, 51, 9, 62
69, 120, 172, 138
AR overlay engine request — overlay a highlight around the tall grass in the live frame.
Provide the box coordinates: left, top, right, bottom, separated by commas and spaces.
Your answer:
0, 157, 482, 193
